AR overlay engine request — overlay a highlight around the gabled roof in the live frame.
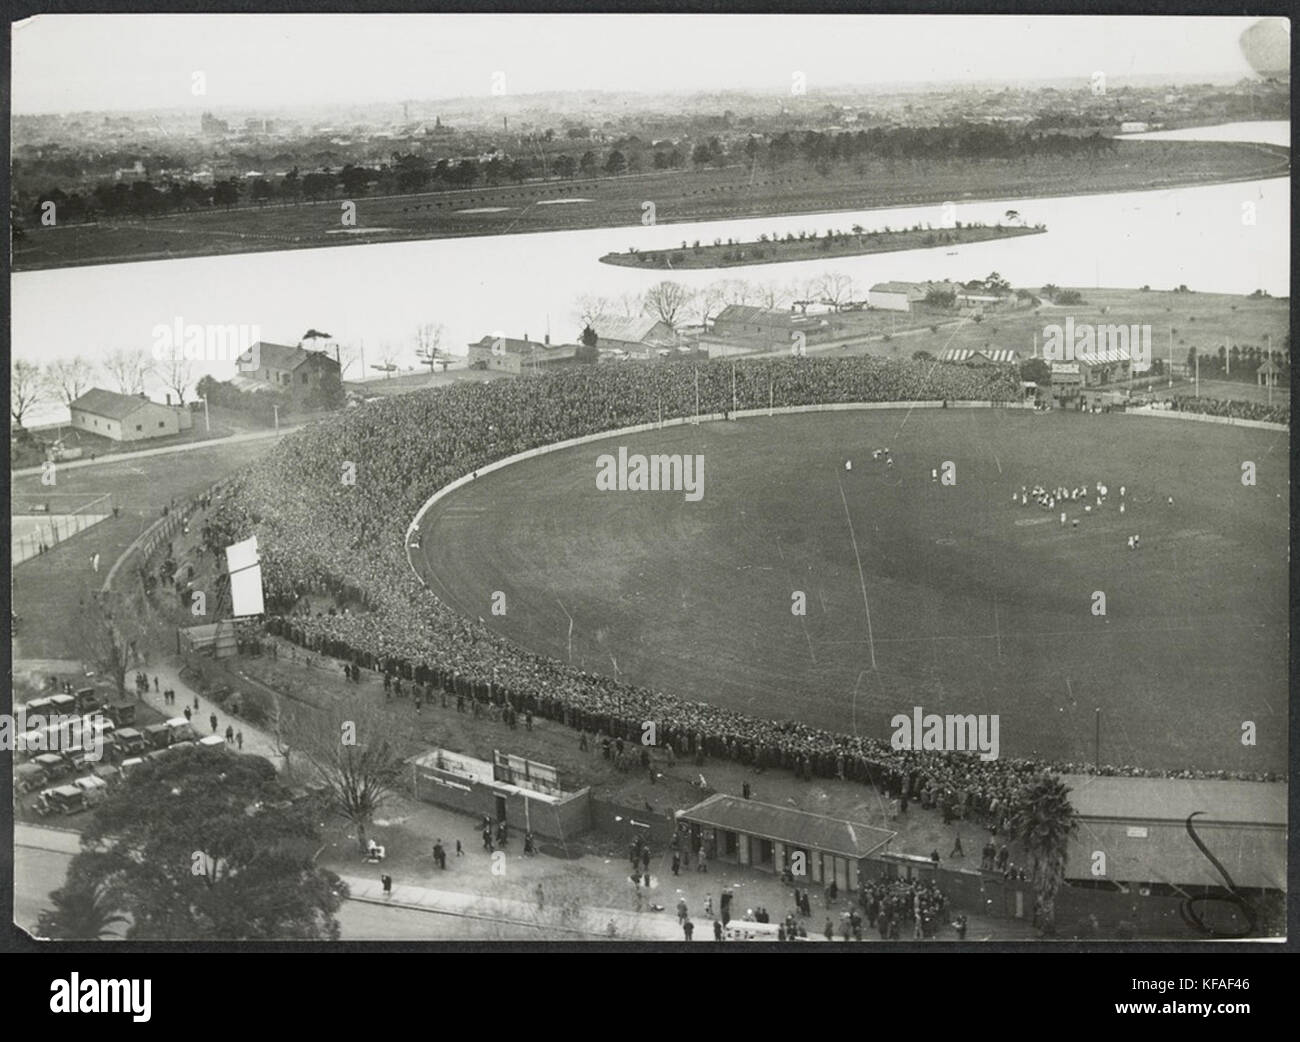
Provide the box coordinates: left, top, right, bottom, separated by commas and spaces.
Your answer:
70, 388, 155, 421
591, 315, 672, 344
237, 341, 337, 371
679, 793, 895, 860
468, 335, 550, 356
715, 305, 797, 326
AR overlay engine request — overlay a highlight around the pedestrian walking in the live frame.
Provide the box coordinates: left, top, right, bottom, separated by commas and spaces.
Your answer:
535, 883, 544, 910
153, 676, 159, 692
671, 852, 681, 876
697, 846, 708, 872
683, 919, 694, 941
225, 725, 234, 744
194, 696, 199, 711
456, 839, 464, 857
183, 707, 192, 722
381, 874, 392, 898
209, 713, 218, 733
235, 730, 243, 749
713, 920, 723, 941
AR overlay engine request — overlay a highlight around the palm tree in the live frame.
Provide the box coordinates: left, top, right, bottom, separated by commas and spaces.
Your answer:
1005, 774, 1078, 936
37, 880, 129, 940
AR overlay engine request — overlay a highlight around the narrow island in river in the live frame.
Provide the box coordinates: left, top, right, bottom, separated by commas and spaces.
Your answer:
600, 219, 1047, 269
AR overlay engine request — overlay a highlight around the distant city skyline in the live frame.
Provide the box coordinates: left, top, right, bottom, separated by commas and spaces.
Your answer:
13, 14, 1275, 116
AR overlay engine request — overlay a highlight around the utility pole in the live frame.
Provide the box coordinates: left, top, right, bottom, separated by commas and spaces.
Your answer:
1195, 351, 1199, 398
202, 395, 210, 433
1167, 326, 1173, 388
273, 403, 279, 432
1094, 708, 1101, 770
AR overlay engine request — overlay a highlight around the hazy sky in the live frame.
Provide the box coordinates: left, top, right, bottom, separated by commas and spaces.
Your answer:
12, 14, 1275, 115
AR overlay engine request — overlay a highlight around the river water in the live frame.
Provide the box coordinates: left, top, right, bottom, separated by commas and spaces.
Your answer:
11, 120, 1288, 425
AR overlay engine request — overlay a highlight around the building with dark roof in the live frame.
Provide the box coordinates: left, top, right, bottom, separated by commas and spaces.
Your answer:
466, 335, 580, 374
588, 316, 676, 359
234, 341, 341, 397
678, 793, 895, 893
69, 388, 193, 442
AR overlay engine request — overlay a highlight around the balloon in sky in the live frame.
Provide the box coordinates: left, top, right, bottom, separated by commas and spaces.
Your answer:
1238, 18, 1289, 80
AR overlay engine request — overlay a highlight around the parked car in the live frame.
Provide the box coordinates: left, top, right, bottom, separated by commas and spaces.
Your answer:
33, 785, 86, 817
74, 774, 110, 806
22, 696, 55, 717
32, 753, 70, 781
143, 723, 173, 750
113, 728, 148, 756
47, 694, 77, 716
15, 762, 49, 794
165, 717, 198, 743
198, 735, 226, 749
105, 702, 136, 727
118, 757, 145, 778
74, 687, 107, 714
92, 764, 122, 787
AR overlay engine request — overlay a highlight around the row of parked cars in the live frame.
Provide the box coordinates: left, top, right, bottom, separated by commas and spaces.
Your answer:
15, 688, 216, 816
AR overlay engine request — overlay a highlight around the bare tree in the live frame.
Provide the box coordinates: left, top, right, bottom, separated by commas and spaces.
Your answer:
45, 357, 97, 408
413, 323, 446, 373
815, 272, 854, 310
642, 281, 694, 330
721, 279, 757, 307
757, 283, 794, 311
575, 294, 613, 329
80, 584, 153, 701
102, 347, 153, 396
296, 702, 407, 855
333, 343, 362, 381
158, 355, 194, 405
11, 360, 46, 428
374, 342, 403, 377
614, 292, 644, 319
694, 283, 728, 331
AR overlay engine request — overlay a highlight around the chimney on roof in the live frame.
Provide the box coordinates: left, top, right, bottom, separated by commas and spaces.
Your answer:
544, 333, 550, 346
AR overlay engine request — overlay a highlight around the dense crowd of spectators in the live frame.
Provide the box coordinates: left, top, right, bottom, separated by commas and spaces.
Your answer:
208, 356, 1279, 837
1167, 394, 1289, 425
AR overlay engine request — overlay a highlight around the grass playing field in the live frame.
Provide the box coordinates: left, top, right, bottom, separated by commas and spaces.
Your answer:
414, 408, 1287, 774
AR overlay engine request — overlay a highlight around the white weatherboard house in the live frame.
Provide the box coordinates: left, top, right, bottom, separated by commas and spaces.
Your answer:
69, 388, 193, 443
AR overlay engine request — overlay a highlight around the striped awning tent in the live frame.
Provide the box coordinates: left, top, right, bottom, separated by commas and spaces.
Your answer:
939, 348, 1019, 364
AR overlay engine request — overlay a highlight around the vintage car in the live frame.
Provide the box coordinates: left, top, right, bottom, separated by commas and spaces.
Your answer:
113, 728, 148, 756
33, 784, 87, 817
143, 723, 174, 750
31, 752, 71, 781
92, 764, 122, 787
15, 762, 49, 794
74, 774, 110, 806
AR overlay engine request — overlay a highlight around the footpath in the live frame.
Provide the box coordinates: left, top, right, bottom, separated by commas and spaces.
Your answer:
11, 426, 298, 479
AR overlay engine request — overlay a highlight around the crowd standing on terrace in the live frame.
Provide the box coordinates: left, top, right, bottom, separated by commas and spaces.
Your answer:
205, 357, 1279, 837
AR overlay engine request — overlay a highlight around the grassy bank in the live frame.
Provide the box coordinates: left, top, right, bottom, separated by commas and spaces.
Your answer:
12, 140, 1288, 271
601, 222, 1044, 269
